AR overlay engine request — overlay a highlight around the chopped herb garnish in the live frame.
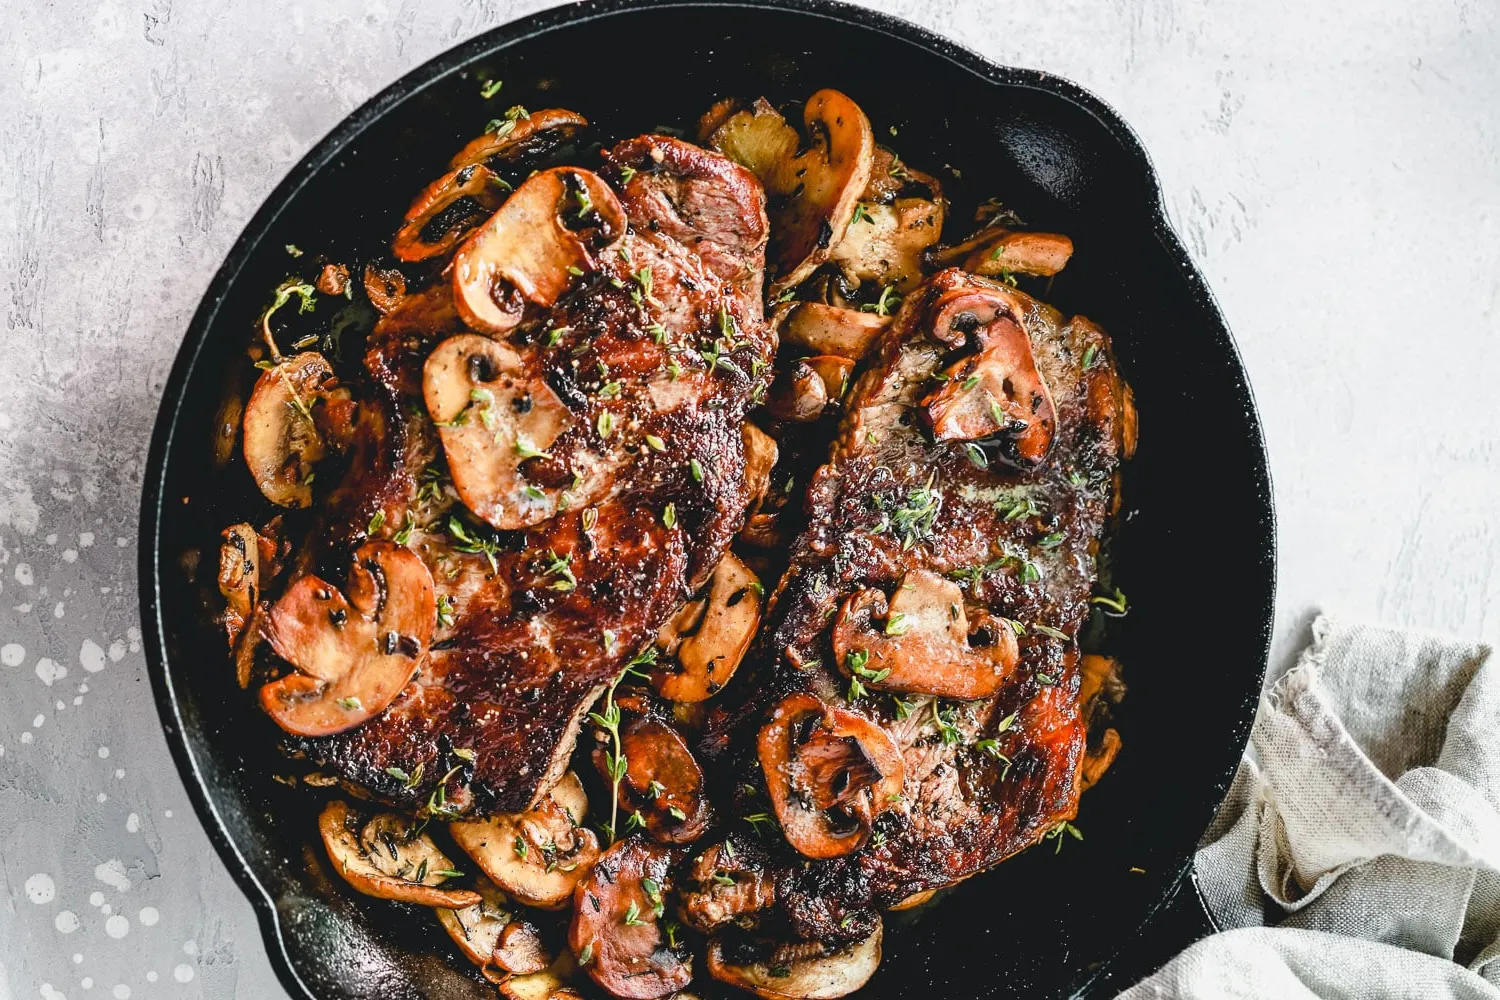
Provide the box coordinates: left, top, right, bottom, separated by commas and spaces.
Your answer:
367, 511, 386, 535
892, 696, 916, 720
964, 442, 989, 469
446, 516, 501, 573
336, 696, 362, 711
1082, 344, 1099, 370
1090, 587, 1129, 615
618, 165, 637, 184
662, 502, 677, 529
393, 511, 416, 546
851, 202, 870, 225
1031, 623, 1069, 641
688, 458, 704, 483
861, 283, 902, 316
1044, 820, 1084, 853
479, 79, 503, 99
932, 700, 962, 746
645, 434, 667, 452
541, 549, 577, 591
596, 411, 614, 438
589, 652, 654, 843
514, 836, 529, 859
514, 435, 548, 460
884, 612, 910, 637
623, 901, 645, 926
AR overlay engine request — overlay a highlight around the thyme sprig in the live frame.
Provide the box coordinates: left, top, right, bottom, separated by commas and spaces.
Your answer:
589, 647, 657, 843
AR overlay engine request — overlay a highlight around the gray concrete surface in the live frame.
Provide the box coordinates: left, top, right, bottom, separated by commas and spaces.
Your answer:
2, 1, 1497, 997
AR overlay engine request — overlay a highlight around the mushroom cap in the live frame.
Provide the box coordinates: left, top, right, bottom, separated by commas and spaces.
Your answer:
449, 771, 602, 911
917, 287, 1058, 467
393, 163, 509, 262
709, 91, 874, 297
259, 541, 435, 737
242, 352, 338, 509
830, 196, 946, 293
594, 713, 712, 844
653, 552, 762, 703
570, 837, 693, 1000
318, 800, 481, 908
707, 921, 883, 1000
778, 302, 890, 361
758, 692, 905, 860
451, 166, 625, 336
448, 108, 589, 172
830, 568, 1020, 701
422, 333, 577, 531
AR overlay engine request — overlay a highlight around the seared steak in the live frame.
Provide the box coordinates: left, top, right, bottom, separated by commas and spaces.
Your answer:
704, 268, 1133, 942
281, 136, 774, 814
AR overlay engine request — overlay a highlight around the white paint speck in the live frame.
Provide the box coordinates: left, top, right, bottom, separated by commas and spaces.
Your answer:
53, 602, 65, 619
20, 732, 34, 744
32, 714, 44, 728
126, 627, 141, 653
107, 641, 125, 662
94, 859, 130, 892
45, 529, 59, 542
125, 813, 140, 833
95, 792, 106, 803
72, 696, 82, 706
89, 892, 104, 907
103, 914, 129, 939
55, 910, 80, 933
138, 906, 159, 926
61, 549, 78, 563
79, 532, 94, 547
112, 985, 130, 999
36, 658, 66, 686
15, 563, 33, 585
0, 643, 23, 666
25, 872, 56, 903
113, 768, 124, 779
163, 810, 172, 818
100, 904, 110, 915
116, 537, 128, 547
79, 640, 106, 673
172, 965, 194, 984
40, 984, 67, 1000
81, 976, 93, 987
182, 940, 197, 955
74, 954, 83, 964
145, 972, 157, 983
96, 746, 109, 759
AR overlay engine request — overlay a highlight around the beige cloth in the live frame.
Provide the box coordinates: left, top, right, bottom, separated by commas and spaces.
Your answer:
1120, 616, 1500, 998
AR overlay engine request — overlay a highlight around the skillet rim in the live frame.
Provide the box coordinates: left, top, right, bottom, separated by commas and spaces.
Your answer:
137, 0, 1276, 996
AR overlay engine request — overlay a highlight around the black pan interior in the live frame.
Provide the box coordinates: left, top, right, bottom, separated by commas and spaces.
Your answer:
140, 1, 1275, 997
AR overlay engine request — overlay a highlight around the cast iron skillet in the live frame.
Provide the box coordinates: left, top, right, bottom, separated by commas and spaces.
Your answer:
139, 1, 1275, 996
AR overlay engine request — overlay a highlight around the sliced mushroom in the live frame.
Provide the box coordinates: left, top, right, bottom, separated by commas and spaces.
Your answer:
449, 108, 589, 172
594, 714, 711, 844
393, 163, 509, 262
960, 229, 1074, 279
436, 874, 516, 971
742, 423, 779, 516
1081, 727, 1123, 791
707, 921, 882, 1000
423, 333, 574, 531
315, 263, 350, 297
653, 552, 761, 703
1078, 654, 1126, 792
802, 356, 855, 404
888, 889, 935, 911
451, 166, 625, 336
766, 360, 829, 423
259, 541, 434, 736
218, 523, 271, 688
917, 287, 1057, 467
830, 197, 945, 293
778, 303, 890, 361
318, 800, 481, 908
709, 91, 874, 296
830, 568, 1019, 701
242, 352, 340, 508
498, 951, 584, 1000
758, 692, 905, 860
449, 771, 602, 911
926, 225, 1074, 278
570, 837, 693, 1000
363, 262, 407, 314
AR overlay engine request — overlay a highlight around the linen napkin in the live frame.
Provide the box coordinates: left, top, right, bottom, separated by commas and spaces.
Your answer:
1119, 615, 1500, 999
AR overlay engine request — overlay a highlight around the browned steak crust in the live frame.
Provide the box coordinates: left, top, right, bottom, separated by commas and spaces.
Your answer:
283, 136, 774, 814
710, 268, 1131, 940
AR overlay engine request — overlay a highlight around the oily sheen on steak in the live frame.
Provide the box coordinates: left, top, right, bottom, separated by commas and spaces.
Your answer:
702, 268, 1132, 943
280, 136, 772, 814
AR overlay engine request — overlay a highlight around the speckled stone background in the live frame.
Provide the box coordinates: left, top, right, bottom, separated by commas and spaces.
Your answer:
2, 1, 1497, 997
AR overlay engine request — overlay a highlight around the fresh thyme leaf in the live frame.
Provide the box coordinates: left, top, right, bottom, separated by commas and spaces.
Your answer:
623, 901, 644, 926
964, 442, 989, 469
661, 502, 677, 529
479, 79, 503, 99
541, 549, 577, 591
689, 458, 704, 483
618, 165, 637, 183
1031, 623, 1068, 641
1082, 344, 1099, 370
1090, 587, 1129, 615
645, 434, 666, 452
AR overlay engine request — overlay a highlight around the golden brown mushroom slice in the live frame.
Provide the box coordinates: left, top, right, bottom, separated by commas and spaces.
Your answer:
218, 523, 274, 688
259, 541, 434, 736
423, 333, 575, 531
778, 302, 890, 360
742, 424, 779, 515
766, 359, 829, 423
707, 922, 882, 1000
436, 873, 517, 972
830, 196, 945, 293
449, 771, 602, 911
449, 108, 589, 172
497, 950, 584, 1000
593, 714, 711, 844
393, 163, 509, 262
653, 552, 762, 703
758, 692, 905, 860
451, 166, 625, 336
917, 285, 1058, 467
363, 262, 407, 315
242, 352, 341, 508
927, 226, 1074, 279
802, 356, 855, 404
318, 800, 481, 908
570, 837, 693, 1000
709, 90, 874, 297
830, 568, 1020, 701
